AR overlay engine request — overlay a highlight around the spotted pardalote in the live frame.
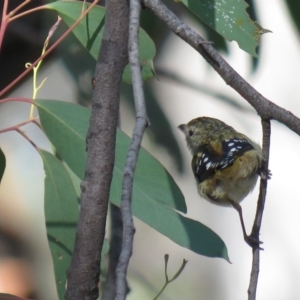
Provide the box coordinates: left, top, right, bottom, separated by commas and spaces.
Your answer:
179, 117, 269, 247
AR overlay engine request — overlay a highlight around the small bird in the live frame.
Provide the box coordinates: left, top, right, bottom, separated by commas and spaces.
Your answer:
178, 117, 267, 247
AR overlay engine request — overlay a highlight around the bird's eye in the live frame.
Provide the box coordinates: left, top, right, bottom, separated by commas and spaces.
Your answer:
188, 130, 194, 137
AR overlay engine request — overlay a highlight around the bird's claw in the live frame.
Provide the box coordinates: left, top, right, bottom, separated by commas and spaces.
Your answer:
244, 235, 264, 250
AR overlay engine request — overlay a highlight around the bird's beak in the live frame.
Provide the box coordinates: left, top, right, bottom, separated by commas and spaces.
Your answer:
178, 124, 186, 132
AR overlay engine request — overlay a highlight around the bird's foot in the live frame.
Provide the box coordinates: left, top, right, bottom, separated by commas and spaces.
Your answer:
244, 234, 264, 250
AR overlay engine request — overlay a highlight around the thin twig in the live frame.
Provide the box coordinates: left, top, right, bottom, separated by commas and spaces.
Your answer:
9, 5, 46, 22
1, 0, 8, 24
101, 204, 126, 300
29, 16, 62, 118
15, 128, 39, 151
0, 97, 34, 105
8, 0, 31, 18
248, 119, 271, 300
0, 118, 39, 134
115, 0, 148, 299
143, 0, 300, 136
154, 255, 188, 300
0, 0, 9, 50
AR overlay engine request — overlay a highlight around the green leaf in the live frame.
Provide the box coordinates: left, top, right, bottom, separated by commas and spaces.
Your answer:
110, 185, 229, 261
36, 101, 88, 179
46, 0, 156, 82
0, 148, 5, 184
180, 0, 270, 57
35, 99, 186, 213
114, 130, 187, 213
35, 100, 229, 260
39, 149, 79, 300
62, 133, 229, 261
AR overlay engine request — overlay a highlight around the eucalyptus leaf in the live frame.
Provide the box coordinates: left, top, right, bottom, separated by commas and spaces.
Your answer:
39, 149, 79, 300
110, 188, 230, 260
180, 0, 270, 57
46, 1, 156, 82
35, 100, 229, 260
35, 99, 186, 213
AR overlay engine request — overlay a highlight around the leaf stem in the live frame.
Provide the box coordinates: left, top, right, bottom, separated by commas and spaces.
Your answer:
0, 118, 40, 135
153, 255, 188, 300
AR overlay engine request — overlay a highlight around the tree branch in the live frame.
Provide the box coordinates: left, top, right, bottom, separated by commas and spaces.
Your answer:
248, 119, 271, 300
144, 0, 300, 136
65, 0, 129, 298
115, 0, 149, 298
101, 204, 126, 300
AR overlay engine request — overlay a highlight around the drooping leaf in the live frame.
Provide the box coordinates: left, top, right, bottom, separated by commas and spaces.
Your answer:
35, 100, 229, 260
180, 0, 270, 57
39, 149, 79, 300
69, 160, 230, 262
35, 99, 186, 213
0, 148, 5, 184
64, 131, 229, 261
110, 183, 230, 260
46, 1, 156, 83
